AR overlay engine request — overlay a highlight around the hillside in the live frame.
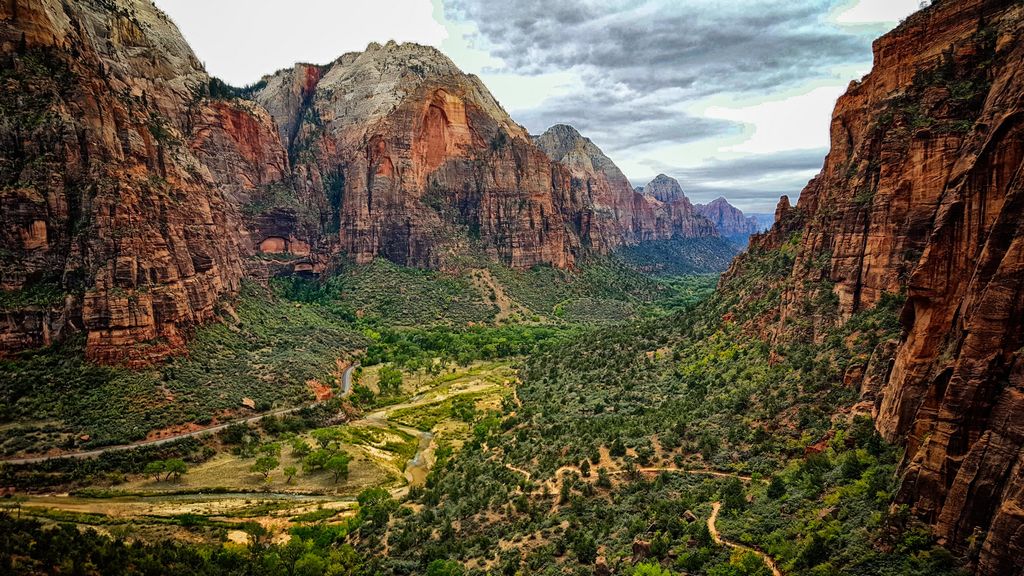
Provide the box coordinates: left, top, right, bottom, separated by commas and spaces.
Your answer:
727, 0, 1024, 572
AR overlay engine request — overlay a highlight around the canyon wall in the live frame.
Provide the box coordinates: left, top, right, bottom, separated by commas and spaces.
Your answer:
0, 0, 728, 361
696, 197, 761, 243
0, 0, 293, 364
254, 46, 723, 271
734, 0, 1024, 573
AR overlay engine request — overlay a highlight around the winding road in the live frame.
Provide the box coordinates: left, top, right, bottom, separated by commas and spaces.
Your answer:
708, 502, 783, 576
2, 364, 359, 466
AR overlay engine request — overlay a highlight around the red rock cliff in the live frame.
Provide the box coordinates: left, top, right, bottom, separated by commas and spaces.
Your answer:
696, 197, 761, 242
254, 43, 722, 270
0, 0, 292, 364
733, 1, 1024, 573
532, 124, 721, 247
0, 2, 734, 362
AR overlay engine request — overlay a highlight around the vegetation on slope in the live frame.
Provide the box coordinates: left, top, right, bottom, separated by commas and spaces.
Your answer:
0, 282, 364, 454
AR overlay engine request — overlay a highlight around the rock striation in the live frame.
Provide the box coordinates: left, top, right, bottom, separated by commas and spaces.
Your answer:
0, 0, 729, 361
695, 197, 761, 243
532, 125, 720, 247
0, 0, 287, 364
253, 49, 724, 270
731, 1, 1024, 573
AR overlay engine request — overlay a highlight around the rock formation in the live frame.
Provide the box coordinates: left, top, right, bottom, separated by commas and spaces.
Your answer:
695, 197, 761, 243
0, 0, 728, 361
0, 0, 288, 364
732, 1, 1024, 573
532, 125, 720, 246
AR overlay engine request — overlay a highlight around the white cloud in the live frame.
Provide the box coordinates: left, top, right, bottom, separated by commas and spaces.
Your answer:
701, 84, 848, 154
829, 0, 924, 26
155, 0, 447, 85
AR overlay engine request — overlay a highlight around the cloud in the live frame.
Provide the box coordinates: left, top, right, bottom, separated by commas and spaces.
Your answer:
441, 0, 919, 210
635, 149, 828, 212
517, 84, 744, 152
444, 0, 872, 97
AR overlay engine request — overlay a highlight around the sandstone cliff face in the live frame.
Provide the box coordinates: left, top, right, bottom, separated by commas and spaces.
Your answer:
0, 0, 295, 363
532, 125, 721, 246
253, 44, 722, 270
696, 197, 760, 243
734, 1, 1024, 573
253, 42, 577, 269
0, 2, 729, 362
641, 174, 719, 239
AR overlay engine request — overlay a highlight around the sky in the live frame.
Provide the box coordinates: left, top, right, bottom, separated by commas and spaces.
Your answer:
154, 0, 924, 212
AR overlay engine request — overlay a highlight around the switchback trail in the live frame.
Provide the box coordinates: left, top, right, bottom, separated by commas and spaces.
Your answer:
2, 364, 359, 465
708, 501, 783, 576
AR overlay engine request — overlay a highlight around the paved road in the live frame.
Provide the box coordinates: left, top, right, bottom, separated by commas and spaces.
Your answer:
2, 363, 359, 466
708, 502, 783, 576
341, 362, 356, 396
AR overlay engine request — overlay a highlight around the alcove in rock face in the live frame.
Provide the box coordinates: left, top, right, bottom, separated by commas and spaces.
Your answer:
258, 236, 288, 254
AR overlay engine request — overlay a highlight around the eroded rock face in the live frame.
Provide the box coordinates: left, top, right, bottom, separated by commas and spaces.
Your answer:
0, 0, 294, 364
0, 2, 728, 362
254, 44, 721, 270
533, 124, 721, 247
696, 197, 761, 243
731, 1, 1024, 573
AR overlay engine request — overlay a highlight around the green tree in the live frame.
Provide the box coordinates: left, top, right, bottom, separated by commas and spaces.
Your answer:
242, 521, 269, 549
378, 366, 403, 395
304, 449, 331, 473
573, 533, 597, 564
325, 453, 351, 483
311, 428, 342, 449
634, 562, 674, 576
144, 460, 165, 482
426, 559, 465, 576
721, 477, 746, 513
163, 459, 187, 482
283, 466, 298, 484
294, 552, 328, 576
252, 456, 279, 480
767, 475, 786, 499
291, 438, 312, 458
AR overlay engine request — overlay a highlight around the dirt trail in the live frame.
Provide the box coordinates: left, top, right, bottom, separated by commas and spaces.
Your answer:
708, 502, 783, 576
471, 269, 520, 322
612, 467, 761, 482
3, 364, 359, 465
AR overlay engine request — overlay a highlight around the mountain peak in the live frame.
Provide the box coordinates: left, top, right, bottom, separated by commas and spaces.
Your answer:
643, 174, 685, 203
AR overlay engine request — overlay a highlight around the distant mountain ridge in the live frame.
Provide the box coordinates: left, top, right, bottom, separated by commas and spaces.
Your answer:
695, 197, 762, 243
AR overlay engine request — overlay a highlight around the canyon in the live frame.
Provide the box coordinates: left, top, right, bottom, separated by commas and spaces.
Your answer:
1, 0, 1023, 575
0, 0, 734, 363
727, 0, 1024, 573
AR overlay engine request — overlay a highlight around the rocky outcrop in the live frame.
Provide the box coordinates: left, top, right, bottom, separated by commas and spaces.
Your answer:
0, 0, 297, 364
642, 174, 686, 203
732, 1, 1024, 573
696, 197, 761, 243
254, 46, 724, 270
0, 1, 732, 362
533, 125, 721, 246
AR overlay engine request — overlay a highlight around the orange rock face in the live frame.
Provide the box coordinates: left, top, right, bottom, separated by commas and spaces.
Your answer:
0, 2, 729, 362
255, 43, 722, 271
0, 0, 290, 364
695, 197, 761, 243
732, 1, 1024, 573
